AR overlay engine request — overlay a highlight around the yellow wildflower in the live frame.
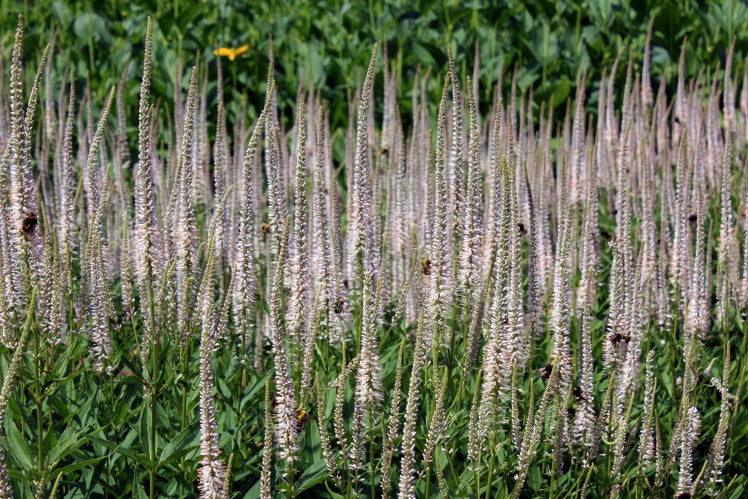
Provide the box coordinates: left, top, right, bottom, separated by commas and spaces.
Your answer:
213, 44, 249, 61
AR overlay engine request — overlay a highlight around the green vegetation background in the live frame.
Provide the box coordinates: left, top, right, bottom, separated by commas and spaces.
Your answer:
3, 0, 748, 139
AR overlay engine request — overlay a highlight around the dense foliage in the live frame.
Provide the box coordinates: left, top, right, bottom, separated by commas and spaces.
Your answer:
3, 0, 748, 145
0, 7, 745, 499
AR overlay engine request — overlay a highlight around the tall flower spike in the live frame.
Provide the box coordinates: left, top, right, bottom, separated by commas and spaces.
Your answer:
351, 270, 383, 488
425, 78, 451, 352
447, 49, 463, 263
638, 350, 656, 470
549, 204, 573, 394
263, 56, 288, 243
716, 118, 737, 325
574, 149, 598, 446
706, 346, 731, 493
121, 214, 135, 319
390, 117, 408, 295
175, 66, 200, 348
84, 87, 115, 374
506, 160, 526, 367
347, 45, 378, 286
687, 182, 708, 344
0, 192, 11, 347
134, 17, 163, 351
9, 18, 49, 306
398, 314, 425, 499
197, 233, 226, 499
355, 271, 383, 408
21, 41, 50, 206
40, 38, 56, 212
8, 15, 29, 228
670, 133, 688, 321
234, 91, 271, 364
310, 108, 331, 309
523, 159, 542, 338
459, 76, 482, 300
263, 109, 285, 238
289, 100, 310, 357
676, 406, 701, 497
570, 67, 587, 204
742, 172, 748, 308
213, 105, 228, 273
641, 19, 654, 111
269, 221, 301, 466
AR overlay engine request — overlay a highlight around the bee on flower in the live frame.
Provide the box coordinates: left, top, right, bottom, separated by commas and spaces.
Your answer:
421, 258, 432, 276
294, 408, 310, 431
21, 210, 37, 235
539, 362, 553, 380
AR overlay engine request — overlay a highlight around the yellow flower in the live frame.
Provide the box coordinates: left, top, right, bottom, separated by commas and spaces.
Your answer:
213, 44, 249, 61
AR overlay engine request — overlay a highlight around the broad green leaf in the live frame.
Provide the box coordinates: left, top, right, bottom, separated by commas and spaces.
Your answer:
244, 479, 261, 499
295, 460, 329, 493
158, 423, 199, 467
73, 12, 112, 44
55, 457, 105, 476
48, 428, 89, 466
90, 437, 151, 468
241, 370, 274, 412
7, 420, 35, 471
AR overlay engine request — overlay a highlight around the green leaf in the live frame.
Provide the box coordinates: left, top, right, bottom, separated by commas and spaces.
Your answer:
55, 457, 106, 476
50, 1, 72, 27
528, 465, 542, 490
241, 371, 274, 411
244, 478, 261, 499
158, 423, 199, 468
90, 436, 152, 468
295, 460, 329, 493
324, 480, 346, 498
7, 419, 35, 471
48, 428, 89, 466
73, 13, 112, 44
139, 404, 152, 464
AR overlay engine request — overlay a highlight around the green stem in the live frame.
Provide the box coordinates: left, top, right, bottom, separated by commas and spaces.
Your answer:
369, 408, 375, 499
149, 332, 159, 499
474, 447, 482, 497
484, 450, 495, 499
179, 381, 187, 498
35, 318, 44, 480
241, 321, 248, 389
